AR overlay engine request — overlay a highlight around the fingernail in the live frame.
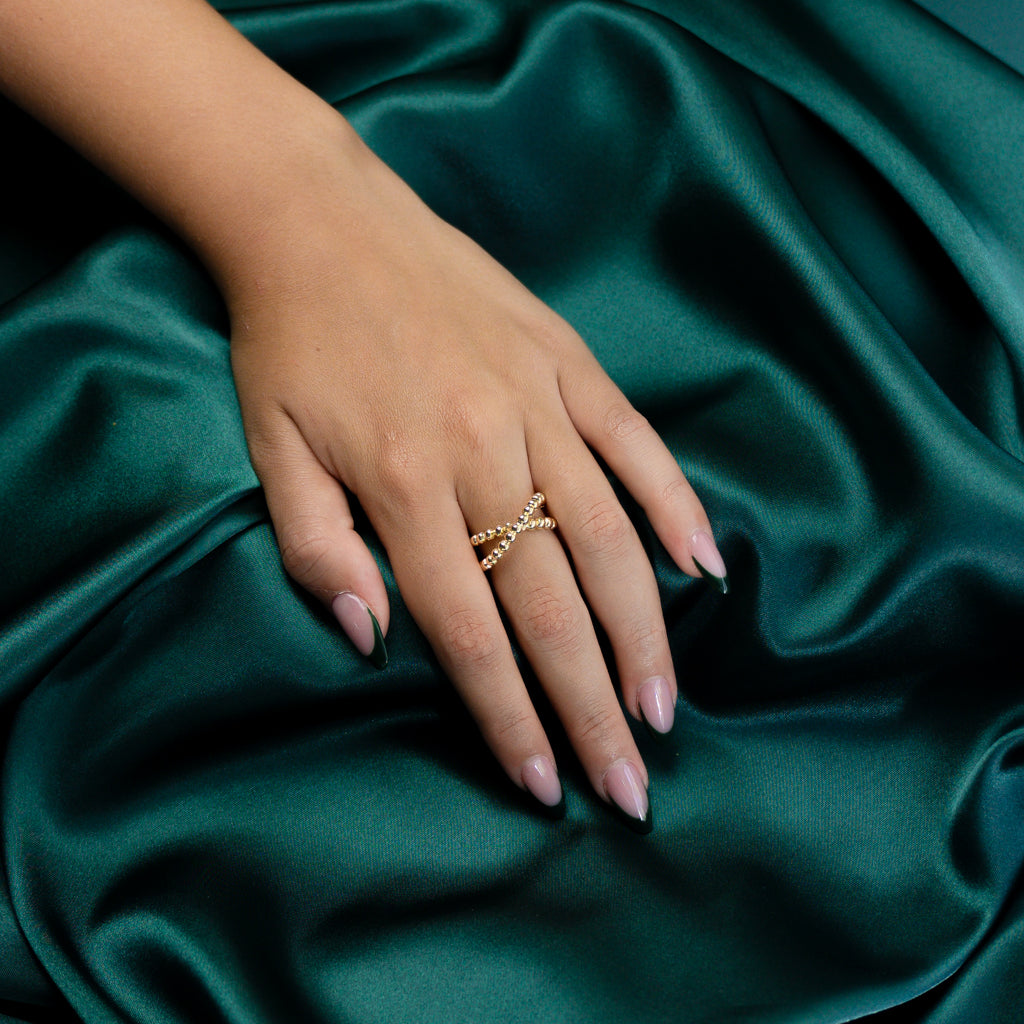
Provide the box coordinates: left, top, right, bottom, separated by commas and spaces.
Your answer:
638, 676, 675, 734
331, 592, 388, 669
521, 755, 563, 809
603, 758, 651, 831
690, 529, 729, 594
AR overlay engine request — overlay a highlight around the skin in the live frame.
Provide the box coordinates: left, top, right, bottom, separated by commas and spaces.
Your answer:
0, 0, 722, 817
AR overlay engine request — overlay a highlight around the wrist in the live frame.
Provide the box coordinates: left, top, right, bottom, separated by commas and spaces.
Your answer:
208, 115, 437, 332
0, 0, 383, 311
190, 104, 376, 299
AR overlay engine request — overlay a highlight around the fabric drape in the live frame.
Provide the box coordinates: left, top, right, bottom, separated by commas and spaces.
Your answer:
1, 1, 1022, 1021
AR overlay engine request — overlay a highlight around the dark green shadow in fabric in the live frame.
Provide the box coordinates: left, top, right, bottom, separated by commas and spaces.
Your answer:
1, 1, 1022, 1021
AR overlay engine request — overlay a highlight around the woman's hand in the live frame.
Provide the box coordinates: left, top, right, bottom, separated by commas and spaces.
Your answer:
0, 0, 727, 825
226, 132, 728, 824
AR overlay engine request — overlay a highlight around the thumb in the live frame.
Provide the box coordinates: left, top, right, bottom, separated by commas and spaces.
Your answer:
248, 414, 390, 669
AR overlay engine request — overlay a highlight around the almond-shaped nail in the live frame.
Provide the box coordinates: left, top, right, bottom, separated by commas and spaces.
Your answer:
603, 759, 651, 831
690, 529, 729, 594
638, 676, 675, 734
521, 755, 563, 809
331, 592, 388, 669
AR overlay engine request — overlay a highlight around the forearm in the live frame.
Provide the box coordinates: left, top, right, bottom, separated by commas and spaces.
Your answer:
0, 0, 364, 296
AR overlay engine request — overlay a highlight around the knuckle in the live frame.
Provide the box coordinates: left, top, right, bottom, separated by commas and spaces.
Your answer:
576, 497, 633, 554
602, 402, 649, 446
372, 431, 429, 497
488, 703, 537, 745
623, 620, 667, 662
440, 388, 492, 451
438, 607, 504, 671
518, 585, 584, 652
572, 698, 620, 748
659, 475, 694, 509
278, 520, 334, 587
525, 314, 573, 355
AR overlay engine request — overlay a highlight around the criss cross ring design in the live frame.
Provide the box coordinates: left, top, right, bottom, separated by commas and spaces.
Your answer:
470, 492, 557, 571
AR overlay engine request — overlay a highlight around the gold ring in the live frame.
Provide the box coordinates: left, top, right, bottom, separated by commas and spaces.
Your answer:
470, 492, 557, 570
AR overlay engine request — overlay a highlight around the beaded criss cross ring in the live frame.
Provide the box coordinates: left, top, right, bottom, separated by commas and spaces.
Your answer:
470, 492, 557, 571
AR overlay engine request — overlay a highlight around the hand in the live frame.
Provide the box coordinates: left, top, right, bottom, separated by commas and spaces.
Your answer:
227, 129, 728, 826
0, 0, 725, 826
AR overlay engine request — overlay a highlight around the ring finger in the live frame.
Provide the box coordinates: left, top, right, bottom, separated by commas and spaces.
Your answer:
462, 475, 651, 826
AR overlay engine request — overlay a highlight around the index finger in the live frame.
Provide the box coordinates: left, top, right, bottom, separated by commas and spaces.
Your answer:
561, 358, 729, 592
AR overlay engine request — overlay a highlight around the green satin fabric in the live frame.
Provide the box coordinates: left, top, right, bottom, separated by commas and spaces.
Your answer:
1, 1, 1022, 1021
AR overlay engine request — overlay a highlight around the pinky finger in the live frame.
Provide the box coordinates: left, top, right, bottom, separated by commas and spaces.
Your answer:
247, 411, 391, 667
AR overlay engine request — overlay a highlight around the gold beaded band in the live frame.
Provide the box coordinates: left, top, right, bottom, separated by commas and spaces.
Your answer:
470, 492, 557, 571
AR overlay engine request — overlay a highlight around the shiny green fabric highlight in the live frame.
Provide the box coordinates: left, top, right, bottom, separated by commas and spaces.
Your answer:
1, 2, 1023, 1022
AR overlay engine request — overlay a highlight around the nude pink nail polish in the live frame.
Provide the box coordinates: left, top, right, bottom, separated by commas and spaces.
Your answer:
603, 759, 649, 823
331, 592, 388, 669
638, 676, 674, 734
690, 529, 729, 594
521, 755, 563, 808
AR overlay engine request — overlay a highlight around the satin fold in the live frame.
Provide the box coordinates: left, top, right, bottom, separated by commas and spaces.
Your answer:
1, 1, 1022, 1021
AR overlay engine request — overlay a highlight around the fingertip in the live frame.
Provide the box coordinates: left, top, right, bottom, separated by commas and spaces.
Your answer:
601, 758, 652, 833
331, 591, 389, 669
339, 547, 391, 636
253, 417, 393, 655
366, 600, 389, 669
689, 528, 729, 594
637, 676, 675, 735
520, 754, 564, 811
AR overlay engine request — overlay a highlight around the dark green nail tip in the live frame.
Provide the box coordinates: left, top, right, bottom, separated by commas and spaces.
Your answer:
605, 787, 653, 834
538, 794, 567, 820
612, 801, 653, 835
693, 557, 729, 595
367, 608, 388, 670
641, 711, 671, 743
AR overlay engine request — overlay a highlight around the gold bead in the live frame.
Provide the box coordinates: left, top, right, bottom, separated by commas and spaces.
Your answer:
470, 492, 557, 570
